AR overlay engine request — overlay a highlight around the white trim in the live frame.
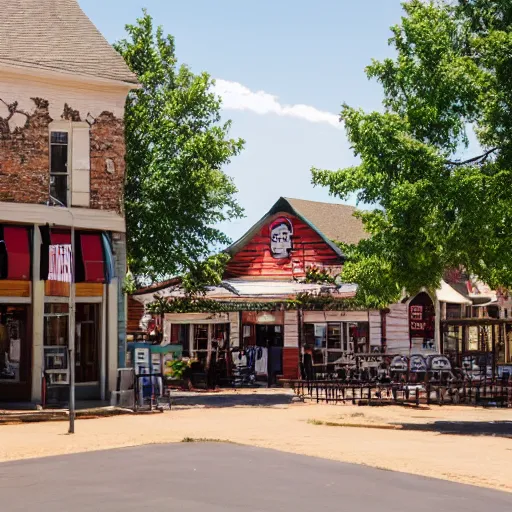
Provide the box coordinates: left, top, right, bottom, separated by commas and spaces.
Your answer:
100, 286, 107, 401
0, 296, 31, 304
44, 296, 69, 304
0, 61, 139, 91
0, 202, 125, 233
76, 296, 103, 304
164, 313, 230, 324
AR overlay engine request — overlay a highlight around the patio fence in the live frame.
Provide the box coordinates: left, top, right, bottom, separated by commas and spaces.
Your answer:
287, 378, 512, 407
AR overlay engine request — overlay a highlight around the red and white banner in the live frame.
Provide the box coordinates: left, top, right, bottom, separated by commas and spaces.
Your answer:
48, 244, 73, 283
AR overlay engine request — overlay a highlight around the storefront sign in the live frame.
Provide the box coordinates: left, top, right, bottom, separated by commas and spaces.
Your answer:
48, 244, 73, 283
410, 321, 426, 331
242, 311, 285, 324
410, 305, 423, 320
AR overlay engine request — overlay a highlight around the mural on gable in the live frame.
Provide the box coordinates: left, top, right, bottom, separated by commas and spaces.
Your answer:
269, 217, 293, 259
225, 213, 342, 279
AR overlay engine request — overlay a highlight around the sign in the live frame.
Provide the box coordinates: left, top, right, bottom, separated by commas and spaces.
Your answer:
410, 321, 426, 331
410, 305, 423, 320
48, 244, 73, 283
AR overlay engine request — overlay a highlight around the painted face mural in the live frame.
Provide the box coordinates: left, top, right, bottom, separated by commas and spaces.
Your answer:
429, 356, 451, 371
410, 355, 427, 372
269, 218, 293, 259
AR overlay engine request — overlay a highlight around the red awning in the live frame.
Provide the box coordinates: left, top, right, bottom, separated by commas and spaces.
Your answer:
4, 226, 30, 280
80, 233, 105, 283
50, 229, 71, 245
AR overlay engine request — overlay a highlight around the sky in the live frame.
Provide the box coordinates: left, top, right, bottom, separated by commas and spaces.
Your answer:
80, 0, 406, 243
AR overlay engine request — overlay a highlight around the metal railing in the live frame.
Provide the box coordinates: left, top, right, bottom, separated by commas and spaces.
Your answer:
288, 378, 512, 407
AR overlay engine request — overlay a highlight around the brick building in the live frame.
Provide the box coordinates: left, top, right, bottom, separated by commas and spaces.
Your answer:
0, 0, 138, 402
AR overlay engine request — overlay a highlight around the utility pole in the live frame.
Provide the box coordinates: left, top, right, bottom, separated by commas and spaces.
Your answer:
68, 222, 76, 434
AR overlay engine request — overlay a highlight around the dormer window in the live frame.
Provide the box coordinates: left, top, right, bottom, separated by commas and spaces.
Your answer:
50, 131, 69, 206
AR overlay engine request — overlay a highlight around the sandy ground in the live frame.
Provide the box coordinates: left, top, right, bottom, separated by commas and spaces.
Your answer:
0, 400, 511, 493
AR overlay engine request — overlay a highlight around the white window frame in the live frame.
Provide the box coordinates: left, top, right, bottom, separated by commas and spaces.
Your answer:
48, 121, 91, 208
49, 121, 72, 207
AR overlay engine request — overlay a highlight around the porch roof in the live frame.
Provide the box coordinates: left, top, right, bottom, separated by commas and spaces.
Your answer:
132, 279, 358, 305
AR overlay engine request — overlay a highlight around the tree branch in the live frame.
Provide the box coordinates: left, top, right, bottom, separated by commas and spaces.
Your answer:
446, 147, 498, 166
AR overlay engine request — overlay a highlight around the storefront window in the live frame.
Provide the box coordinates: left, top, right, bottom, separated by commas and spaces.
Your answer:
0, 306, 27, 384
44, 303, 69, 346
350, 322, 369, 353
304, 323, 326, 348
468, 326, 479, 351
506, 327, 512, 363
44, 303, 69, 384
444, 326, 462, 353
193, 324, 208, 353
327, 323, 343, 350
76, 304, 99, 383
212, 324, 229, 349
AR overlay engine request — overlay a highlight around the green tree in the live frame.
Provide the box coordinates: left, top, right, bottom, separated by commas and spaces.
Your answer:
312, 0, 512, 308
115, 11, 244, 285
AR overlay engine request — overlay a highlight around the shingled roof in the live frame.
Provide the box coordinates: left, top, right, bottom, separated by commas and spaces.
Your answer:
226, 197, 369, 259
0, 0, 138, 85
283, 197, 369, 246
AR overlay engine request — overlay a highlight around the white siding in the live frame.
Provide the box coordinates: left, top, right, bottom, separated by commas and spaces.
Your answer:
284, 310, 299, 347
369, 310, 381, 349
228, 312, 240, 348
303, 310, 369, 323
0, 70, 128, 124
386, 303, 410, 354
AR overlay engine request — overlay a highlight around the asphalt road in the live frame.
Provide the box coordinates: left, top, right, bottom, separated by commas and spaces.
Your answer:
0, 443, 510, 511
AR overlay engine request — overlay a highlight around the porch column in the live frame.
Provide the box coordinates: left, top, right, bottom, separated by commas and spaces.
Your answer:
31, 225, 44, 403
434, 297, 441, 353
283, 310, 299, 379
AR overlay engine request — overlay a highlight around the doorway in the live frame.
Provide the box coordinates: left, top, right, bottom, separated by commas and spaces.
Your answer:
75, 304, 100, 385
255, 325, 283, 385
0, 305, 31, 402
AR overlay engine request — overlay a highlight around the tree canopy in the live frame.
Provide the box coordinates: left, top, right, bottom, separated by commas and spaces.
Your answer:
312, 0, 512, 308
115, 12, 244, 285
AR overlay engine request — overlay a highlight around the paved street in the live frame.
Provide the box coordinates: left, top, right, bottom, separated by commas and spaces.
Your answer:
0, 443, 510, 511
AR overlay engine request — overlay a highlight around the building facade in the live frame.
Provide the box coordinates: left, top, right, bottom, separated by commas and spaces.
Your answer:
132, 197, 512, 385
131, 198, 382, 384
0, 0, 138, 402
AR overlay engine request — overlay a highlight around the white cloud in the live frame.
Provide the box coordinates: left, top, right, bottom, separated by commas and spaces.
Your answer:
212, 79, 341, 128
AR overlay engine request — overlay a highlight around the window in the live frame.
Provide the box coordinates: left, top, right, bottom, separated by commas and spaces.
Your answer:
193, 324, 209, 352
43, 303, 70, 384
49, 124, 91, 208
44, 303, 69, 346
327, 323, 343, 350
0, 306, 28, 384
50, 131, 69, 206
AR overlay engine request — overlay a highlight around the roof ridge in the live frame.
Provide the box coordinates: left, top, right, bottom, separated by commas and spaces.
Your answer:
284, 196, 359, 208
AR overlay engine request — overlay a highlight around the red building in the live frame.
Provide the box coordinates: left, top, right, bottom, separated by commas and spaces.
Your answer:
132, 197, 377, 385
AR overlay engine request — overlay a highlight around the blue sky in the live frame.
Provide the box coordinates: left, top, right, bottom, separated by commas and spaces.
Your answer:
80, 0, 405, 243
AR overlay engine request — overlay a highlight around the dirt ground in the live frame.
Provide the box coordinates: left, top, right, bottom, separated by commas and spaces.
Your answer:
0, 398, 511, 493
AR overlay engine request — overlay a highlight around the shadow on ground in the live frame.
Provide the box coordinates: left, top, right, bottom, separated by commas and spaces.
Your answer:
170, 392, 299, 409
396, 421, 512, 438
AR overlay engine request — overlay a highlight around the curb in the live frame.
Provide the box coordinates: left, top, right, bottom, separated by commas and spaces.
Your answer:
0, 407, 141, 425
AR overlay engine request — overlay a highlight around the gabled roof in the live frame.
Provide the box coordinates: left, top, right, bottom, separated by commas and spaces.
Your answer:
226, 197, 368, 259
284, 197, 369, 246
0, 0, 138, 85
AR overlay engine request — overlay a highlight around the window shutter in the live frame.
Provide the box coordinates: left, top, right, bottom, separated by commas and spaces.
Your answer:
71, 125, 91, 207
